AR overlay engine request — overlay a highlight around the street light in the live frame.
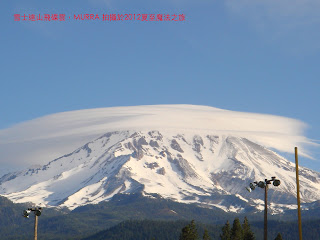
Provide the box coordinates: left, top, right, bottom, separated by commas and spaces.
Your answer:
23, 207, 42, 240
246, 177, 280, 240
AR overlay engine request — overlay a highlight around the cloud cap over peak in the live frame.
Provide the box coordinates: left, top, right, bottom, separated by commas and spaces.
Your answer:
0, 105, 316, 170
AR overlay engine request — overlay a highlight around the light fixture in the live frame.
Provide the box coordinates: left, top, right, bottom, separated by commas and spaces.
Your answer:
249, 182, 255, 191
257, 181, 265, 188
23, 210, 31, 218
245, 177, 281, 240
22, 207, 42, 240
273, 179, 281, 186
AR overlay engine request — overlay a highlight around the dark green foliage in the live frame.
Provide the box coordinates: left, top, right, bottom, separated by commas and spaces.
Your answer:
203, 229, 211, 240
73, 193, 233, 224
1, 194, 320, 239
83, 220, 220, 240
83, 218, 320, 240
231, 218, 243, 240
274, 233, 283, 240
242, 217, 255, 240
0, 193, 230, 239
221, 217, 255, 240
220, 220, 231, 240
179, 220, 199, 240
85, 220, 185, 240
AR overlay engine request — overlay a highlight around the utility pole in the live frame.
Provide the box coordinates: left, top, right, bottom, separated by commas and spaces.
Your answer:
264, 182, 268, 240
295, 147, 303, 240
246, 177, 280, 240
23, 207, 42, 240
34, 214, 38, 240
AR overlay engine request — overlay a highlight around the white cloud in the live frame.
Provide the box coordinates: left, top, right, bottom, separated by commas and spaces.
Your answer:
0, 105, 317, 171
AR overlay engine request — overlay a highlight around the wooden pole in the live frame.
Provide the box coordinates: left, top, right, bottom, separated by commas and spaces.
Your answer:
264, 183, 268, 240
295, 147, 303, 240
34, 214, 38, 240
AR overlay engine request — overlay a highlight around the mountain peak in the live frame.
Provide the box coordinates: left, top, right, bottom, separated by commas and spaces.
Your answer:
1, 130, 319, 213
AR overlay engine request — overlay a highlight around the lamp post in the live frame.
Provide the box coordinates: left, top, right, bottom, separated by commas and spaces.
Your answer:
23, 207, 42, 240
246, 177, 280, 240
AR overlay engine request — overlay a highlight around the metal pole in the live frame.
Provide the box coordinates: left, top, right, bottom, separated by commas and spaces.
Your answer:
264, 183, 268, 240
295, 147, 303, 240
34, 214, 38, 240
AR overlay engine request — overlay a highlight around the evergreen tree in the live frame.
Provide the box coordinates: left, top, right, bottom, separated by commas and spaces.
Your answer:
203, 228, 211, 240
220, 220, 231, 240
242, 217, 255, 240
274, 233, 283, 240
179, 220, 199, 240
231, 218, 243, 240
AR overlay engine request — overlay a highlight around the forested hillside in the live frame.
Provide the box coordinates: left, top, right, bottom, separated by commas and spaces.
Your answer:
1, 194, 320, 239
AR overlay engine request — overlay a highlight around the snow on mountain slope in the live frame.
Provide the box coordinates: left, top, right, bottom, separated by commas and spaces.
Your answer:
1, 129, 319, 213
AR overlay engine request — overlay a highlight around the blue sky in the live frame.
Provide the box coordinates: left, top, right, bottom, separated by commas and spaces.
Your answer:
1, 0, 320, 170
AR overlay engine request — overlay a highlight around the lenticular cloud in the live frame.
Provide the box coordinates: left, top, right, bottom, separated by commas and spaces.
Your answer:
0, 105, 315, 169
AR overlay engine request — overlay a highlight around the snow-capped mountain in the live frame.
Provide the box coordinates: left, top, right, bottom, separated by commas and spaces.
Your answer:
1, 130, 320, 213
0, 105, 319, 213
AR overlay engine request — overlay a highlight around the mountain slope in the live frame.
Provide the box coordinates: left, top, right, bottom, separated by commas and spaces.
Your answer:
1, 129, 319, 212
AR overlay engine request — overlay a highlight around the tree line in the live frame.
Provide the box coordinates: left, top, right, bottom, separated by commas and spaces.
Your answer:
179, 217, 283, 240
